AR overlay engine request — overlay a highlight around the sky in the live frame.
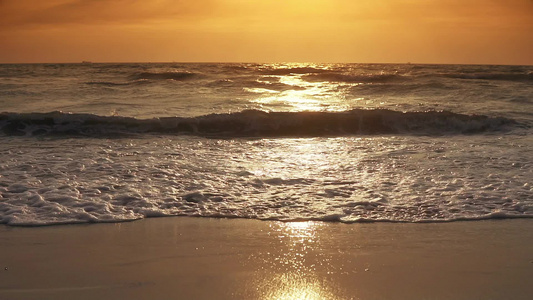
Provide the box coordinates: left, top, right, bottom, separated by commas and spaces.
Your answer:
0, 0, 532, 64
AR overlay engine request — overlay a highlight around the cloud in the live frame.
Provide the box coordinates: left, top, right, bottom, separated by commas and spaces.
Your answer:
0, 0, 216, 28
4, 0, 531, 30
1, 0, 531, 64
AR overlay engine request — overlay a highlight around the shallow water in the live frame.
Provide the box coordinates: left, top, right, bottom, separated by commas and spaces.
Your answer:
0, 63, 532, 225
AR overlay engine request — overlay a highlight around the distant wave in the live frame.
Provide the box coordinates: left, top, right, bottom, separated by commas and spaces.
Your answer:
130, 71, 200, 81
302, 72, 404, 83
0, 110, 518, 138
205, 78, 306, 91
301, 71, 532, 84
442, 72, 533, 82
84, 79, 149, 86
350, 82, 451, 94
262, 67, 331, 75
244, 80, 307, 92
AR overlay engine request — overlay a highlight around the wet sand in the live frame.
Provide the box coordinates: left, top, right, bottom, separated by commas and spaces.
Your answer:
1, 218, 532, 300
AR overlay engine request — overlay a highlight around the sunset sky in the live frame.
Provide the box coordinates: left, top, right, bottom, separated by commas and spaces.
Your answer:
1, 0, 532, 64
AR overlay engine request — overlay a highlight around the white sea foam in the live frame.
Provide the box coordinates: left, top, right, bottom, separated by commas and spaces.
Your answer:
0, 135, 531, 226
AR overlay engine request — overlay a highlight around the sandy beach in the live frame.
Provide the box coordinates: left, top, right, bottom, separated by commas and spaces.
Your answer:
0, 218, 531, 300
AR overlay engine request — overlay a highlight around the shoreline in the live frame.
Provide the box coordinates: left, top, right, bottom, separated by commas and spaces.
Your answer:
2, 214, 533, 228
1, 217, 532, 299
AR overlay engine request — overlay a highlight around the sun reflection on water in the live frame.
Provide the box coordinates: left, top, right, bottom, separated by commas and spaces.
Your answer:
282, 221, 316, 236
262, 272, 332, 300
251, 221, 338, 300
249, 63, 352, 112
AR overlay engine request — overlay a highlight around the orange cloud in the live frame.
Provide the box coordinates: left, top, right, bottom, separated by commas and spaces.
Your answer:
0, 0, 216, 28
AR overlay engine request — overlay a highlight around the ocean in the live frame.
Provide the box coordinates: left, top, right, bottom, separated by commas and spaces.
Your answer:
0, 63, 531, 226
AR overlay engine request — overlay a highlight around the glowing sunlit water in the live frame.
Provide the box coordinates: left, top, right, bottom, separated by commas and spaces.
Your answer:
249, 68, 355, 112
249, 221, 338, 300
0, 63, 532, 225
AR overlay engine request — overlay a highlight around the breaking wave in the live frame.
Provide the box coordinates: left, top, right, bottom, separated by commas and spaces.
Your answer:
130, 71, 200, 81
262, 67, 332, 75
302, 73, 404, 83
0, 110, 518, 138
442, 72, 533, 82
84, 79, 150, 86
207, 78, 306, 91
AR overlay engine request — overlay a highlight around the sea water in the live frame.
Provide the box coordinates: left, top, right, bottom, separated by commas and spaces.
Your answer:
0, 63, 531, 225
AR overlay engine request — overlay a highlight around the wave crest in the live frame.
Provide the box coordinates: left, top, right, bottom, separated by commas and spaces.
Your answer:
0, 110, 518, 138
130, 71, 200, 81
263, 67, 331, 75
84, 79, 150, 86
443, 72, 533, 82
303, 72, 404, 83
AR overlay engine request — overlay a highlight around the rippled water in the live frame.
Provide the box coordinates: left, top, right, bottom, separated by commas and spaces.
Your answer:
0, 63, 532, 225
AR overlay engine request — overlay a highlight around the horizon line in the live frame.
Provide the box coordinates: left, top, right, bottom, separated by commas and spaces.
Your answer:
0, 61, 532, 67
